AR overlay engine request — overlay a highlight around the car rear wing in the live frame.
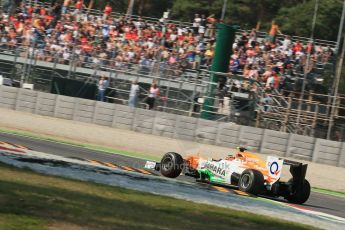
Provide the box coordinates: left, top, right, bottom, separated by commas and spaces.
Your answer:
282, 159, 308, 188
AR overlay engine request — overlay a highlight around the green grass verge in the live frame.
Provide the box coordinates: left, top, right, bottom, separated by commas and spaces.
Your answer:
311, 188, 345, 199
0, 128, 344, 199
0, 163, 318, 230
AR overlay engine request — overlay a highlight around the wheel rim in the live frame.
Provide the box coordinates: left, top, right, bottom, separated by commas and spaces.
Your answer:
240, 174, 251, 189
162, 156, 173, 170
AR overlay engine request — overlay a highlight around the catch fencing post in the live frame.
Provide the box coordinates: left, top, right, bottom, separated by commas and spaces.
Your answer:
201, 24, 236, 119
338, 142, 345, 167
311, 138, 321, 163
285, 133, 295, 157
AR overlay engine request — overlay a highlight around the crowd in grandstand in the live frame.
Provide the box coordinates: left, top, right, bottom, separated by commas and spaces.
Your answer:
0, 0, 334, 99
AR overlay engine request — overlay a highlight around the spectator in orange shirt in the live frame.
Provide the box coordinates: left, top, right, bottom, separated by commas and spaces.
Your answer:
268, 20, 282, 44
33, 17, 43, 31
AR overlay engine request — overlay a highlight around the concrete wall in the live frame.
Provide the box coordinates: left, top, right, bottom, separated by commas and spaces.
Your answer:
0, 85, 344, 167
260, 130, 290, 156
286, 134, 316, 161
217, 123, 240, 148
153, 112, 176, 138
0, 86, 18, 109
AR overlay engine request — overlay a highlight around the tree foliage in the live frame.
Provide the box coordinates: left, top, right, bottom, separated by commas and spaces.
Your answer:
85, 0, 343, 41
276, 0, 343, 41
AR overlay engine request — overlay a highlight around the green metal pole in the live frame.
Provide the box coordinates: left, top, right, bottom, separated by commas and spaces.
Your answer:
201, 23, 236, 119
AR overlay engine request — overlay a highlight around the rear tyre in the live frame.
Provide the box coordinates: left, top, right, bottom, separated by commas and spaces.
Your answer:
160, 152, 184, 178
285, 179, 311, 204
238, 169, 264, 195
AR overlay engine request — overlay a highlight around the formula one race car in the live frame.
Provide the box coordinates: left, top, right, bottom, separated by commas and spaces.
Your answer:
144, 147, 310, 204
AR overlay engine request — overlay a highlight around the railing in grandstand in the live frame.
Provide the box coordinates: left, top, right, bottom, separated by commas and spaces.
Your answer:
0, 43, 262, 98
1, 41, 343, 138
0, 43, 334, 86
0, 43, 338, 107
0, 43, 265, 124
0, 44, 210, 82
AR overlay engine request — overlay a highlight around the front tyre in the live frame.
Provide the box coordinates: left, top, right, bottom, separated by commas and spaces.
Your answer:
238, 169, 264, 195
285, 179, 311, 204
160, 152, 184, 178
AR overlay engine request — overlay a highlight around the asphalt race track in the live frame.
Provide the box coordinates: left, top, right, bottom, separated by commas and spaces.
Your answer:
0, 132, 345, 221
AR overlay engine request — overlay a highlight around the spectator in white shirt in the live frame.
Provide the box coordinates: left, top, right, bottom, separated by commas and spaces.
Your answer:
128, 80, 140, 108
97, 75, 108, 101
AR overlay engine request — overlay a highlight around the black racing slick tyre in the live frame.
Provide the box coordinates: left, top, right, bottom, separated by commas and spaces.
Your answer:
160, 152, 184, 178
238, 169, 264, 195
285, 179, 311, 204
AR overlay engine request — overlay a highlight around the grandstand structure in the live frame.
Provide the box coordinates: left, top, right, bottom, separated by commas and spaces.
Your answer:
0, 0, 344, 141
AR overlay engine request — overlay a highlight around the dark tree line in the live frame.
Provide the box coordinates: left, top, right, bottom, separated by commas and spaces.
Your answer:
171, 0, 343, 41
93, 0, 342, 41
